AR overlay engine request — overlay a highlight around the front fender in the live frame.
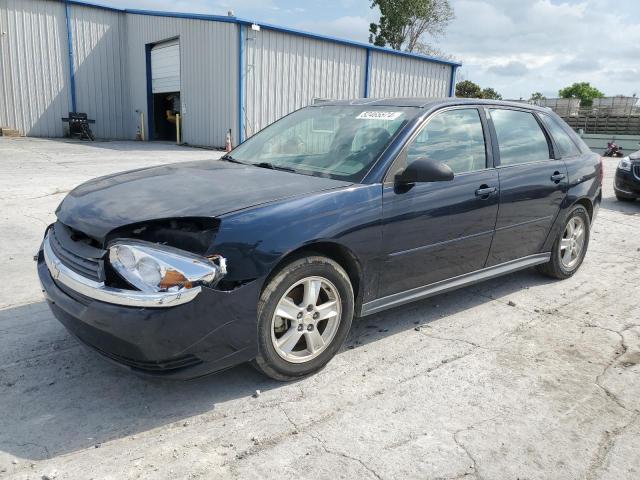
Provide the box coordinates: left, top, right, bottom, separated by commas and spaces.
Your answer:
209, 184, 384, 302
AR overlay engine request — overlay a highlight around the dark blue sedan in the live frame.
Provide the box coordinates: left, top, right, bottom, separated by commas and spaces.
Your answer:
38, 98, 602, 380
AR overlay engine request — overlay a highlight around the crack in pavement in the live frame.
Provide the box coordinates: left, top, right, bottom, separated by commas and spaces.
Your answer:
584, 323, 640, 415
308, 430, 383, 480
585, 412, 640, 480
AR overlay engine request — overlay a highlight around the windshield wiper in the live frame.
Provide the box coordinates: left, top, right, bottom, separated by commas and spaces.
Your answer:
220, 154, 247, 165
253, 162, 296, 173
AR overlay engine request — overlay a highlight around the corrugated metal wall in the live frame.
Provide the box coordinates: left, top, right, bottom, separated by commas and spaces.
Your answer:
0, 0, 71, 137
126, 13, 238, 146
69, 4, 130, 139
243, 27, 366, 138
369, 51, 452, 99
1, 1, 457, 145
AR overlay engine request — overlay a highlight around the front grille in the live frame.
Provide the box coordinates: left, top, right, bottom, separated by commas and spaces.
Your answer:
49, 222, 106, 282
633, 164, 640, 181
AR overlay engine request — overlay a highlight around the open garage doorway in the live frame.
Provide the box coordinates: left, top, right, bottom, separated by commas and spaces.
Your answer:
148, 38, 181, 141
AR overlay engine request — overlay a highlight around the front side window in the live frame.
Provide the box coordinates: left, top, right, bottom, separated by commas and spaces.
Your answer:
540, 114, 581, 157
230, 106, 417, 182
490, 109, 552, 166
405, 108, 487, 174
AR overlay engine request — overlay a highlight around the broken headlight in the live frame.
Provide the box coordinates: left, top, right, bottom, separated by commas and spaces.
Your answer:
109, 240, 225, 292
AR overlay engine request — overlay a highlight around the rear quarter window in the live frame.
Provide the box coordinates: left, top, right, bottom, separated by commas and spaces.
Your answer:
540, 114, 581, 157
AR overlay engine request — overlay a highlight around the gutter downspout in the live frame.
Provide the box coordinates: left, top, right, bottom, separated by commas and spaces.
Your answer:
64, 1, 77, 112
448, 65, 457, 98
237, 24, 245, 144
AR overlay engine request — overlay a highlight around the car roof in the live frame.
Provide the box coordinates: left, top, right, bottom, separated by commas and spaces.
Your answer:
313, 97, 552, 113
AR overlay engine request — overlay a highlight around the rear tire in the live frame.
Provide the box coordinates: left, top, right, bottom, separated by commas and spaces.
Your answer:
537, 205, 590, 280
253, 255, 354, 381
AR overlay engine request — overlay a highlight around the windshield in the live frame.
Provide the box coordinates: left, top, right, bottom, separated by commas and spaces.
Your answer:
229, 105, 417, 181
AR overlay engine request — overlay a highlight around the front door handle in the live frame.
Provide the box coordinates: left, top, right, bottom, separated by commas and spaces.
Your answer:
475, 185, 497, 199
550, 171, 566, 183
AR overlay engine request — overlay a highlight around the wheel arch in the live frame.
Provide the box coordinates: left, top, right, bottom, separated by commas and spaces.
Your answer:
264, 241, 364, 314
573, 196, 594, 221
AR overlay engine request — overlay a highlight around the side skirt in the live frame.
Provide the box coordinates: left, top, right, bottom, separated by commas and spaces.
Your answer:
361, 253, 551, 316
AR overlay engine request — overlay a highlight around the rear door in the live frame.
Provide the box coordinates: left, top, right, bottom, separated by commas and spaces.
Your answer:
379, 107, 499, 298
486, 108, 568, 266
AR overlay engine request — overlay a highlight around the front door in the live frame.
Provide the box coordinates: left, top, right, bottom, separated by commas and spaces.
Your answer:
379, 107, 499, 298
485, 108, 568, 266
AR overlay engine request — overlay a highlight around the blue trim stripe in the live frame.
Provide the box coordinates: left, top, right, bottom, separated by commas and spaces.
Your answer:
449, 66, 458, 97
62, 0, 462, 68
144, 44, 154, 140
238, 25, 245, 144
64, 1, 77, 112
363, 48, 372, 98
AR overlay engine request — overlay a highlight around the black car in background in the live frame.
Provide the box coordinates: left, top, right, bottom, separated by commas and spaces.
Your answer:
614, 148, 640, 201
37, 99, 603, 381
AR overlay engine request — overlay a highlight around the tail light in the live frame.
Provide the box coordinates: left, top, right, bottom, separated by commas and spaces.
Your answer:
599, 157, 604, 184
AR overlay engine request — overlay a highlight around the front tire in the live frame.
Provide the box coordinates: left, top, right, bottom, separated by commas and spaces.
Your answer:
537, 205, 590, 279
253, 255, 354, 381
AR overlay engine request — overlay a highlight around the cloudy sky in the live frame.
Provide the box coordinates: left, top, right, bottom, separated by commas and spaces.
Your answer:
98, 0, 639, 99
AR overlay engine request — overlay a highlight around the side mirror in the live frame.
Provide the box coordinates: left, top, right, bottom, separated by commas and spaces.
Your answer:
395, 158, 454, 185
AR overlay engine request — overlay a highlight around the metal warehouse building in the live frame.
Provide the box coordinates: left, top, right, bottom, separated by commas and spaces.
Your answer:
0, 0, 461, 147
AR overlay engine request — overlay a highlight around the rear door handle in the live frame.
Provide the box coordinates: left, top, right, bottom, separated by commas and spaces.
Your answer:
475, 186, 497, 198
550, 172, 566, 183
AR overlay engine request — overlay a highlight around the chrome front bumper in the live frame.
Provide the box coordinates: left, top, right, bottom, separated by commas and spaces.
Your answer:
42, 233, 202, 308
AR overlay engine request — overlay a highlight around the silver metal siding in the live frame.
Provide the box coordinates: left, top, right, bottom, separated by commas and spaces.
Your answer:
69, 4, 130, 139
369, 50, 452, 99
126, 13, 238, 147
0, 0, 71, 137
243, 27, 366, 137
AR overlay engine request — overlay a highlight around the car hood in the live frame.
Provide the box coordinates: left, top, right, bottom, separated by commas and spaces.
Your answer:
629, 150, 640, 161
56, 160, 352, 241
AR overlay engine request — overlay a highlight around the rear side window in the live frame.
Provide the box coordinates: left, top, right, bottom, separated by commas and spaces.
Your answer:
540, 114, 581, 157
490, 109, 552, 166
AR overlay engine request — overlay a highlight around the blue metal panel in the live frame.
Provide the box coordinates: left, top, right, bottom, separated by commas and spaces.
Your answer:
364, 48, 372, 98
449, 66, 457, 97
238, 24, 245, 144
64, 1, 77, 112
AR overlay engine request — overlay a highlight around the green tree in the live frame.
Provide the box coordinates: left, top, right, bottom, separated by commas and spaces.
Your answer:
559, 82, 604, 107
455, 80, 481, 98
529, 92, 546, 102
481, 87, 502, 100
369, 0, 454, 52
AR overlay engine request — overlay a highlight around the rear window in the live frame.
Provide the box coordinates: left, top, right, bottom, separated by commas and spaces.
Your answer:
490, 109, 552, 166
540, 114, 581, 157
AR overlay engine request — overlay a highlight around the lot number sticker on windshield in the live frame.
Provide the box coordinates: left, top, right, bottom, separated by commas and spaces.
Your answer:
356, 111, 403, 121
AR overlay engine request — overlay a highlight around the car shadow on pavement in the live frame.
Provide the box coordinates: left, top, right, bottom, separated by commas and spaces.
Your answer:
0, 268, 556, 461
598, 194, 640, 216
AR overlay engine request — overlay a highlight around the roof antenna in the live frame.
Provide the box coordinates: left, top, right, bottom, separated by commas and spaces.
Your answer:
227, 10, 234, 16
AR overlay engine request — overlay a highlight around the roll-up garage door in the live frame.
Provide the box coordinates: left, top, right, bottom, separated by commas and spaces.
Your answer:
151, 39, 180, 93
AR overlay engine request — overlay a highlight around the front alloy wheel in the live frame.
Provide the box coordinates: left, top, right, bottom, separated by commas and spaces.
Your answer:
254, 256, 354, 381
271, 277, 342, 363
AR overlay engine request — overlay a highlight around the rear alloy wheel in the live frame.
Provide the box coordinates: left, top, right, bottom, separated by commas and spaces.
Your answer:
537, 205, 590, 279
253, 256, 354, 381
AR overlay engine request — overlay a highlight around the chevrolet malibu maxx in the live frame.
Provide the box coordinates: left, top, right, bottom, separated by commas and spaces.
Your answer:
38, 99, 602, 380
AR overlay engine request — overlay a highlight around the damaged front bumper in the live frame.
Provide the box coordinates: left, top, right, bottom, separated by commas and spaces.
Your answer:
37, 246, 261, 379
